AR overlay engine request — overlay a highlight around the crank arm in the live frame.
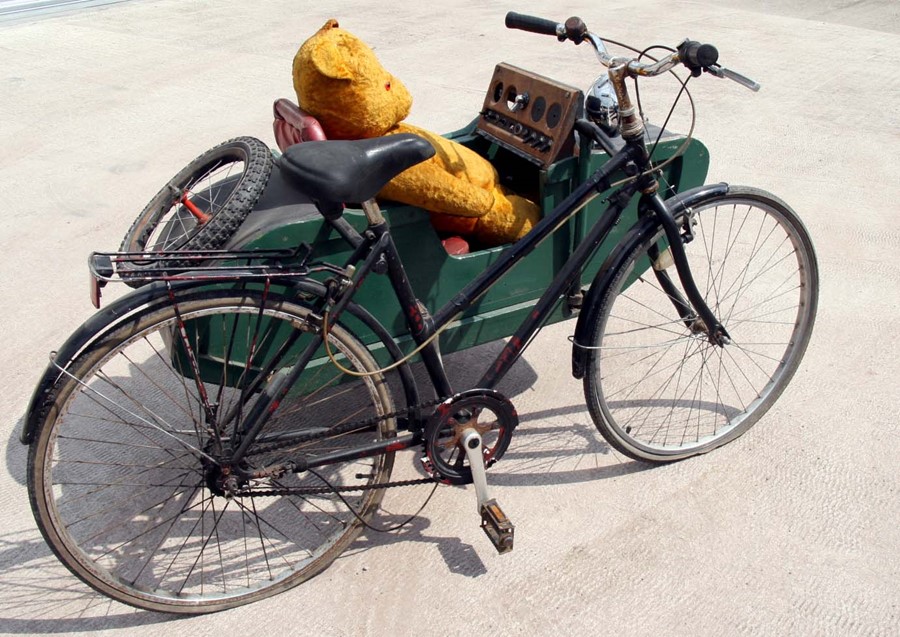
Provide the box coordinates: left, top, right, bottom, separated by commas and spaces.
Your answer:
461, 428, 515, 554
461, 428, 491, 508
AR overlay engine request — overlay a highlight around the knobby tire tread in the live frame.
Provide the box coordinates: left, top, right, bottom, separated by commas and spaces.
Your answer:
118, 137, 273, 283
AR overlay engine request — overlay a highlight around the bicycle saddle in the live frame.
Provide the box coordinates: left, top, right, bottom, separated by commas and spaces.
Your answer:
278, 133, 435, 206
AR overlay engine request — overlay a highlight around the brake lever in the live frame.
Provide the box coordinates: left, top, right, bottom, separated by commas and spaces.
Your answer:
706, 64, 761, 92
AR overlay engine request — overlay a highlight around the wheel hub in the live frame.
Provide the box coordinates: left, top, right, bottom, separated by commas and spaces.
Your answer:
203, 460, 241, 497
201, 438, 244, 497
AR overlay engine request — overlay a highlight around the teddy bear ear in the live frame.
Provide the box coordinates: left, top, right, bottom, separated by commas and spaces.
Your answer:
307, 22, 353, 81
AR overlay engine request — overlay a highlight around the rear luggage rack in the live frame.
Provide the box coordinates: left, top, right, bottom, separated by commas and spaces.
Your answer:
88, 243, 327, 307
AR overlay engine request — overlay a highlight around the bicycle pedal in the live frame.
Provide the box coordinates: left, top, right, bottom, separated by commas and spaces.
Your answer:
480, 499, 514, 554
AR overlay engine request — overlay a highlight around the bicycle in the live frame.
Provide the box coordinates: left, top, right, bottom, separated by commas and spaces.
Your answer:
22, 12, 819, 614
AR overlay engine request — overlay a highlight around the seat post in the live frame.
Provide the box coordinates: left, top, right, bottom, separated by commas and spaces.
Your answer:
361, 199, 386, 226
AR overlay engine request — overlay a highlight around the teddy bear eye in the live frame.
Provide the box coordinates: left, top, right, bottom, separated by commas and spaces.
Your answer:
385, 81, 391, 91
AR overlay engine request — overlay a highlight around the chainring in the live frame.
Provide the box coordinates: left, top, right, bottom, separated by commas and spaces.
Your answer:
423, 388, 518, 485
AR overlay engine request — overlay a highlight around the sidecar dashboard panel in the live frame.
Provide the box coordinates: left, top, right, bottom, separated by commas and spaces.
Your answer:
476, 63, 582, 169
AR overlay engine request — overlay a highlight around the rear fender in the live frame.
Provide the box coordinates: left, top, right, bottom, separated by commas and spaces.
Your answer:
22, 280, 186, 444
21, 278, 419, 444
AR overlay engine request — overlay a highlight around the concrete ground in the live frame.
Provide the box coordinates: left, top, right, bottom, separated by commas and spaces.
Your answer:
1, 0, 898, 634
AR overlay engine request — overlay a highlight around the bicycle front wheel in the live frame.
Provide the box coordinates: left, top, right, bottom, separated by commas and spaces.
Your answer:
27, 289, 395, 613
583, 186, 818, 462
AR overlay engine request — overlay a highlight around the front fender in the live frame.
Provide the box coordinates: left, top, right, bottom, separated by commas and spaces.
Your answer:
571, 183, 729, 379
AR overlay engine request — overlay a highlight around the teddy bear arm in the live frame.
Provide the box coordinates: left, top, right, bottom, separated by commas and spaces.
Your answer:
379, 161, 494, 219
395, 124, 499, 188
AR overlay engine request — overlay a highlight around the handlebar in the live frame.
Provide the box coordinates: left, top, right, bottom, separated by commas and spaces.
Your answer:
505, 11, 563, 38
504, 11, 757, 91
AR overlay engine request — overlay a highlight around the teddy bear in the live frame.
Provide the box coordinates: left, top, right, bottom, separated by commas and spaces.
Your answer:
292, 19, 541, 246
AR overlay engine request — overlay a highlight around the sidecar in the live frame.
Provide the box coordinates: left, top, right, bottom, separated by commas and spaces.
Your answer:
216, 133, 709, 363
194, 66, 709, 372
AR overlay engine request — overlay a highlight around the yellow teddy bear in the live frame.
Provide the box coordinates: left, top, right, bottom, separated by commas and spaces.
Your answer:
292, 19, 541, 245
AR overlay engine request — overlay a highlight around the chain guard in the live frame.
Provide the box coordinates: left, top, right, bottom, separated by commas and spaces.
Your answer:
423, 389, 518, 486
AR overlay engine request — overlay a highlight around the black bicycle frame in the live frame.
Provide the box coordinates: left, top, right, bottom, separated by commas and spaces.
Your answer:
230, 133, 723, 467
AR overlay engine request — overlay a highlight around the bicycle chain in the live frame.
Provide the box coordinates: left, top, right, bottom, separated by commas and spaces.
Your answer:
235, 476, 438, 498
244, 397, 446, 463
236, 398, 446, 496
234, 392, 517, 496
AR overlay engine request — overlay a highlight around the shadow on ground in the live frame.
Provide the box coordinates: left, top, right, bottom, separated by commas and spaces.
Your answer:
3, 328, 653, 623
0, 530, 176, 632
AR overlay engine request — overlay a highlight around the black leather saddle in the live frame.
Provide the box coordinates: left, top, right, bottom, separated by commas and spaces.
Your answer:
278, 134, 435, 209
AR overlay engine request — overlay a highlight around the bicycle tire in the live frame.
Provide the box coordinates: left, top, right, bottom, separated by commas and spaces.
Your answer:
583, 186, 819, 462
118, 137, 273, 285
28, 288, 396, 613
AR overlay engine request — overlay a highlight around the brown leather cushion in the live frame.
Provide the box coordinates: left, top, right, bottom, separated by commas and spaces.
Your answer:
273, 98, 327, 151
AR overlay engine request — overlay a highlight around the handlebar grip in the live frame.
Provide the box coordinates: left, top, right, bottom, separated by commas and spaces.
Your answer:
678, 40, 719, 69
505, 12, 561, 37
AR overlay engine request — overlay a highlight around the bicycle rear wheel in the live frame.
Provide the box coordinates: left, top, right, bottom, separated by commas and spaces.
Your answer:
583, 186, 818, 462
27, 289, 395, 613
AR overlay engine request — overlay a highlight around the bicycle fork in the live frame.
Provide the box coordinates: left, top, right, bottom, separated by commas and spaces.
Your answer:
643, 193, 731, 346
